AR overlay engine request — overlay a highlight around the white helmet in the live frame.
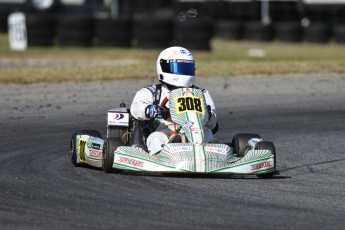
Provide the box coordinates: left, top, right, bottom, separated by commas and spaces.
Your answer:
156, 46, 195, 88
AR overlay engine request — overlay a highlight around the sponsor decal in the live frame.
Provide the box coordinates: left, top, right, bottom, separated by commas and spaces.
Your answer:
180, 49, 187, 54
191, 127, 201, 132
177, 59, 193, 64
205, 146, 226, 155
169, 59, 193, 64
251, 161, 272, 171
155, 88, 161, 101
171, 146, 193, 153
108, 112, 129, 126
89, 149, 102, 158
91, 143, 101, 150
183, 121, 194, 129
119, 157, 144, 167
79, 140, 87, 161
182, 89, 194, 96
145, 85, 156, 94
114, 113, 124, 120
87, 141, 101, 150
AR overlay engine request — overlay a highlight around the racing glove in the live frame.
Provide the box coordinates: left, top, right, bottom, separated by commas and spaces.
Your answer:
145, 105, 170, 120
145, 104, 157, 119
157, 106, 170, 120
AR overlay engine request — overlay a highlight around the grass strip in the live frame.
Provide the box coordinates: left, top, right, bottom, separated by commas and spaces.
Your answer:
0, 34, 344, 84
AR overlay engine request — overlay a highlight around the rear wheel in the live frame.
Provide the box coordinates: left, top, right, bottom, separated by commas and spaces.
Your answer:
232, 133, 261, 157
255, 141, 276, 178
70, 130, 102, 166
102, 137, 122, 173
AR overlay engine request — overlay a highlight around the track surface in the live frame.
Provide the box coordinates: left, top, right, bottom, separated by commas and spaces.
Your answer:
1, 74, 345, 230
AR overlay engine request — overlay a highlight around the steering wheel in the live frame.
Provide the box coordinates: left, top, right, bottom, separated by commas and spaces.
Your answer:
160, 96, 168, 107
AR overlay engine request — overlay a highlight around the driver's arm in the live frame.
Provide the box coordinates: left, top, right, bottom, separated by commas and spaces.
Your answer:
130, 88, 154, 121
203, 90, 217, 130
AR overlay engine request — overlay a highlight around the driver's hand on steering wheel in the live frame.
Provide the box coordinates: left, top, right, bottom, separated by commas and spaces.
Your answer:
157, 106, 170, 120
145, 104, 170, 120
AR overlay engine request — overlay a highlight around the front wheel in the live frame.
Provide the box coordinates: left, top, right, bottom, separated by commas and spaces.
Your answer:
255, 141, 276, 178
102, 137, 122, 173
232, 133, 261, 157
70, 130, 102, 167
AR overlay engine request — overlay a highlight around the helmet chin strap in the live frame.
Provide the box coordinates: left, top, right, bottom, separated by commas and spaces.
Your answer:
159, 74, 193, 90
159, 74, 176, 90
159, 80, 179, 90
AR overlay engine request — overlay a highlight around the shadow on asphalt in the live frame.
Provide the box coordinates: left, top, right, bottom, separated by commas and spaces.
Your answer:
72, 161, 290, 180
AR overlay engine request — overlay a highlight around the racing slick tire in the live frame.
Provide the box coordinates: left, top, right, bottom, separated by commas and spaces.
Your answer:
255, 141, 276, 178
102, 137, 121, 173
56, 15, 94, 47
70, 130, 103, 167
232, 133, 261, 157
26, 14, 55, 47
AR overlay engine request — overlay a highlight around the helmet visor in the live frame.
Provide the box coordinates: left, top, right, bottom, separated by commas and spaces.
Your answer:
160, 59, 195, 76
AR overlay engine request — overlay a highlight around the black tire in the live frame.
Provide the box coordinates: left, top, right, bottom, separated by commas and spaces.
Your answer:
26, 14, 55, 28
175, 19, 214, 34
0, 9, 11, 32
333, 24, 345, 44
232, 133, 261, 157
215, 20, 243, 40
58, 39, 93, 47
102, 137, 122, 173
244, 21, 274, 42
255, 141, 276, 178
56, 15, 94, 47
28, 38, 54, 47
57, 30, 94, 40
56, 15, 93, 29
95, 17, 131, 31
95, 17, 132, 48
275, 22, 303, 43
133, 17, 173, 49
26, 14, 55, 47
304, 23, 331, 44
174, 19, 214, 51
70, 130, 102, 167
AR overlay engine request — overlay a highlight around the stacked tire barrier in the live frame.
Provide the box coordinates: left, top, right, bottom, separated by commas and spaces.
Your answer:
0, 9, 10, 33
2, 13, 345, 48
213, 20, 345, 45
274, 22, 303, 43
333, 25, 345, 44
244, 21, 274, 41
26, 14, 55, 47
133, 17, 173, 49
56, 15, 94, 47
95, 17, 132, 47
304, 23, 331, 44
215, 20, 243, 40
174, 19, 214, 50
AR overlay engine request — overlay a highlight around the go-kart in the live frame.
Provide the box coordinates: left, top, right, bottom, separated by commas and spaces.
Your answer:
70, 88, 276, 178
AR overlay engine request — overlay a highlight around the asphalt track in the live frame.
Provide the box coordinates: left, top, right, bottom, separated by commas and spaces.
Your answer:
0, 74, 345, 230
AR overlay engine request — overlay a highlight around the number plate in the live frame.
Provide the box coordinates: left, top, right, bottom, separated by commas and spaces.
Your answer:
174, 96, 205, 114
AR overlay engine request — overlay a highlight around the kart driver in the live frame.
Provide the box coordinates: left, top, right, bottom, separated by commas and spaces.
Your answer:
130, 46, 217, 155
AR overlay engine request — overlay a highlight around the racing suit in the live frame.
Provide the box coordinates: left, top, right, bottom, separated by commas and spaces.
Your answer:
130, 84, 217, 154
